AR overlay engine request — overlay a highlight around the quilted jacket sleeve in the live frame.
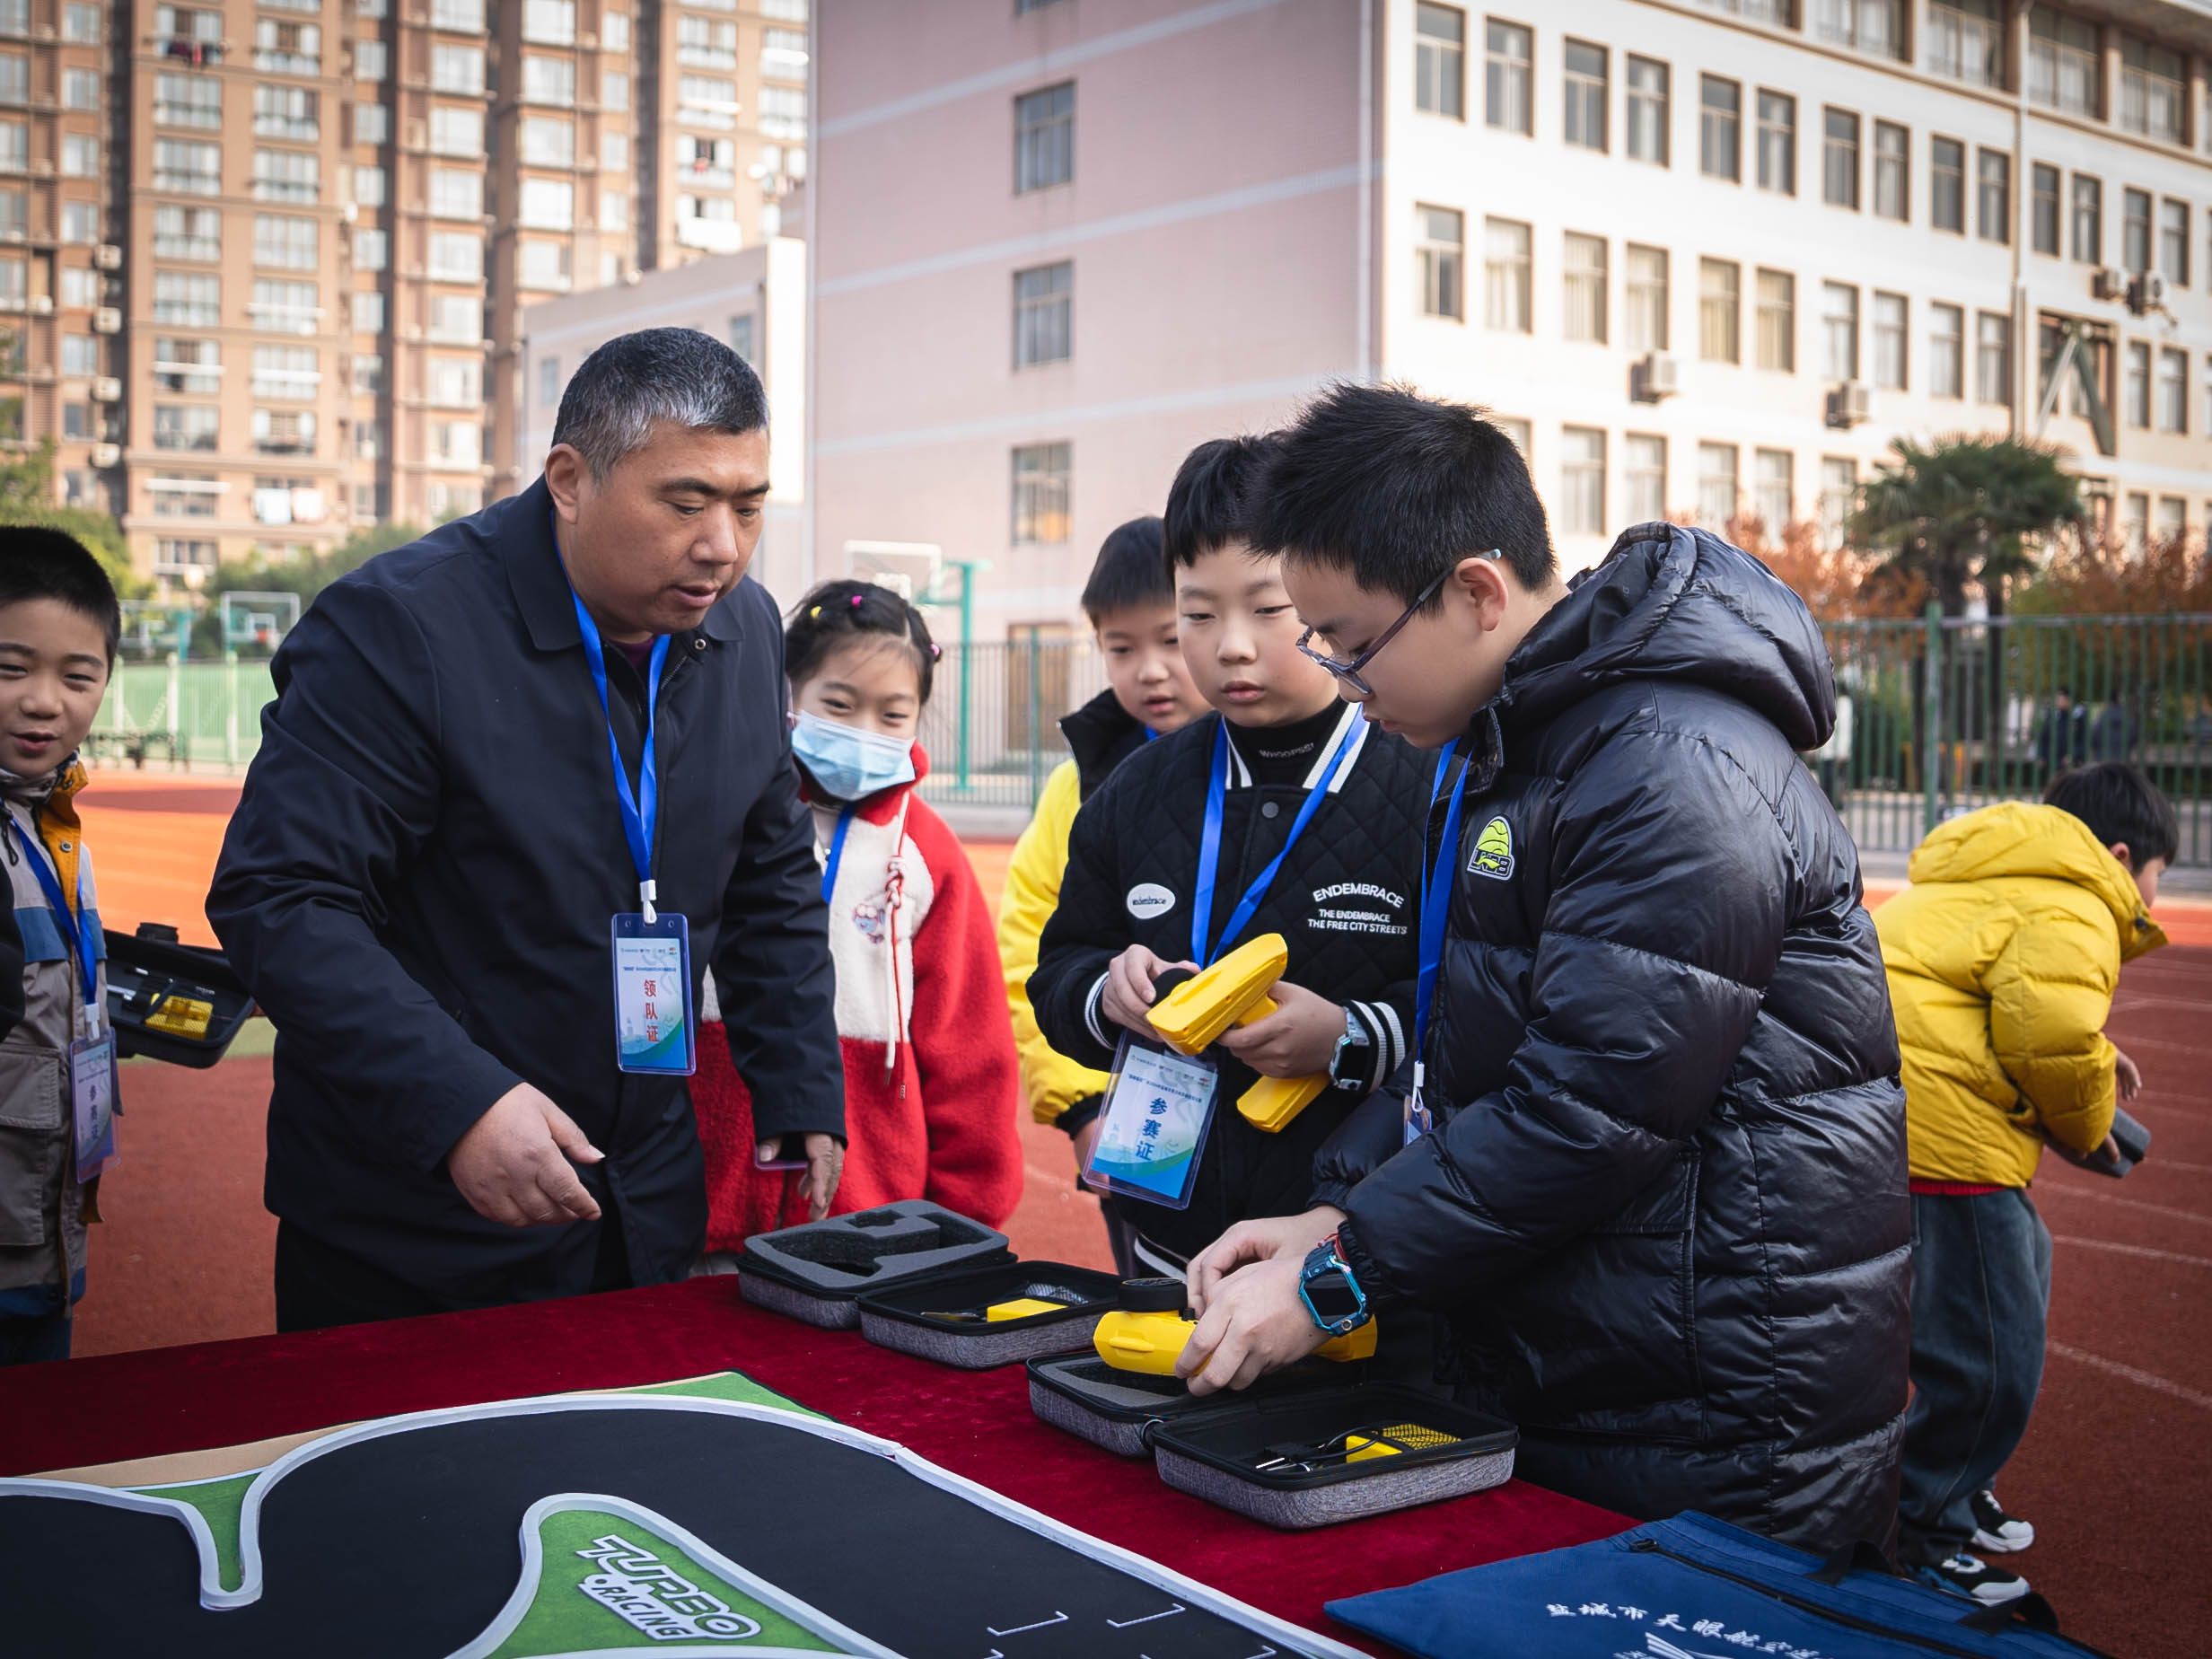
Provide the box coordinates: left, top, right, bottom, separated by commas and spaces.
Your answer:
1339, 727, 1792, 1305
1985, 906, 2120, 1158
997, 760, 1110, 1127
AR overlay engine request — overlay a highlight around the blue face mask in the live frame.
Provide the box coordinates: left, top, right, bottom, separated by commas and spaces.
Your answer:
790, 710, 917, 802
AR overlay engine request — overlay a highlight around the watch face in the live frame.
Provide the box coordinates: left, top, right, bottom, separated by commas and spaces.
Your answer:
1304, 1269, 1362, 1324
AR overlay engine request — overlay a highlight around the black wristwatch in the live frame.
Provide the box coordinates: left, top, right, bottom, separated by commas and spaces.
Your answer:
1299, 1233, 1370, 1336
1327, 1005, 1372, 1091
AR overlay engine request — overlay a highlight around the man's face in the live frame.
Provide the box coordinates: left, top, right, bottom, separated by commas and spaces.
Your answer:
1283, 557, 1510, 750
1174, 542, 1339, 728
548, 420, 771, 641
0, 599, 110, 777
1093, 601, 1206, 734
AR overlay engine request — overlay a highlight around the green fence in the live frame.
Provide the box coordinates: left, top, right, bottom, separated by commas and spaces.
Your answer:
1819, 610, 2212, 867
89, 658, 279, 769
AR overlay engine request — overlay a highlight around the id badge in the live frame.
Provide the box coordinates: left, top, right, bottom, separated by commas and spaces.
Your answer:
1082, 1031, 1219, 1210
69, 1033, 118, 1184
610, 913, 696, 1076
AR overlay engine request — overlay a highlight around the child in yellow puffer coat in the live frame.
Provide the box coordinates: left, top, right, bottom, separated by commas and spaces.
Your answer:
1874, 762, 2174, 1606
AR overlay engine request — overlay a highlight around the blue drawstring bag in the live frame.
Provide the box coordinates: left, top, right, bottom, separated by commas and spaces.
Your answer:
1327, 1513, 2114, 1659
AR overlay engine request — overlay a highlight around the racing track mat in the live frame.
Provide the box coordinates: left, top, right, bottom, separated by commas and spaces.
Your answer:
0, 1379, 1362, 1659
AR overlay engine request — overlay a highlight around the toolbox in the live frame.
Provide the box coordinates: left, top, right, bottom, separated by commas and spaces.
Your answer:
103, 925, 257, 1068
856, 1260, 1120, 1369
737, 1201, 1011, 1330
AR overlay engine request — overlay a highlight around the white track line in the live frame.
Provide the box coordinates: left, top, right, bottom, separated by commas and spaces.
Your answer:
2051, 1234, 2212, 1269
2048, 1343, 2212, 1412
2037, 1183, 2212, 1227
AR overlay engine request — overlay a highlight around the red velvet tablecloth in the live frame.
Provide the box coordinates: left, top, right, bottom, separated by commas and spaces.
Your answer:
0, 1276, 1628, 1654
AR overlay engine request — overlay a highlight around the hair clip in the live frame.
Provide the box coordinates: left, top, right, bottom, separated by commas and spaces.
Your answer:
928, 643, 941, 659
808, 605, 821, 619
850, 593, 865, 607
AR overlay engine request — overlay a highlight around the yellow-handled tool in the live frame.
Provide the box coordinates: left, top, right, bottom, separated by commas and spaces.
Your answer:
1093, 1278, 1376, 1376
1146, 934, 1330, 1133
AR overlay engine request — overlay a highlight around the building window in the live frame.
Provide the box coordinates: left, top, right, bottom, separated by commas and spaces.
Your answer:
1755, 90, 1795, 194
59, 402, 92, 441
427, 418, 477, 465
522, 54, 575, 104
522, 0, 575, 45
1625, 243, 1668, 350
759, 25, 807, 81
727, 315, 754, 364
154, 405, 220, 451
58, 134, 97, 177
1014, 83, 1075, 193
1558, 426, 1606, 534
1821, 282, 1858, 381
518, 178, 575, 230
353, 227, 387, 270
1562, 232, 1607, 342
251, 344, 318, 399
601, 70, 631, 112
429, 167, 481, 218
253, 17, 320, 75
428, 356, 480, 407
431, 0, 486, 31
1485, 19, 1532, 136
1872, 291, 1907, 389
155, 540, 219, 575
1975, 312, 2011, 405
1697, 442, 1738, 529
1492, 417, 1530, 458
1927, 0, 2001, 87
61, 2, 97, 41
153, 137, 221, 194
1011, 442, 1071, 545
1930, 137, 1964, 233
253, 148, 320, 203
1867, 120, 1907, 224
2031, 163, 2060, 255
1625, 433, 1666, 523
150, 479, 218, 519
1013, 260, 1072, 366
0, 185, 22, 238
1818, 457, 1856, 550
0, 118, 22, 171
250, 278, 318, 333
2120, 35, 2185, 144
1624, 56, 1667, 164
2028, 11, 2100, 118
537, 356, 561, 407
1699, 258, 1741, 363
601, 133, 629, 173
1483, 215, 1530, 331
353, 37, 385, 79
2069, 174, 2102, 265
59, 333, 96, 376
2120, 491, 2149, 556
431, 44, 483, 92
517, 239, 570, 290
354, 101, 388, 145
2123, 340, 2151, 427
1418, 206, 1465, 320
430, 294, 479, 342
0, 50, 25, 105
154, 272, 222, 327
1822, 108, 1858, 208
58, 267, 99, 308
1754, 268, 1794, 372
2157, 347, 2188, 432
61, 67, 98, 109
1812, 0, 1900, 55
252, 84, 317, 141
153, 204, 221, 260
429, 106, 483, 158
155, 73, 222, 128
1753, 449, 1792, 530
426, 231, 482, 281
2159, 199, 2190, 285
352, 290, 383, 334
1562, 40, 1606, 152
1976, 151, 2010, 244
520, 117, 574, 165
58, 200, 97, 243
2122, 187, 2153, 272
352, 166, 386, 208
0, 254, 22, 309
1415, 4, 1464, 119
254, 213, 317, 270
1699, 75, 1741, 181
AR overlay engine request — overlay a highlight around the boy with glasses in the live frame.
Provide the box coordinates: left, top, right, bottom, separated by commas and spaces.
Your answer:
1174, 386, 1909, 1558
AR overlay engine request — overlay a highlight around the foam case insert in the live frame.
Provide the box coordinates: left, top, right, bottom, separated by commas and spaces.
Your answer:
1148, 1384, 1517, 1530
856, 1261, 1121, 1370
738, 1200, 1010, 1330
1027, 1349, 1365, 1457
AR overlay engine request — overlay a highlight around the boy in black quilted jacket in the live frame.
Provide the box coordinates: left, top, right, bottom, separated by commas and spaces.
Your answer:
1027, 435, 1432, 1277
1174, 385, 1910, 1558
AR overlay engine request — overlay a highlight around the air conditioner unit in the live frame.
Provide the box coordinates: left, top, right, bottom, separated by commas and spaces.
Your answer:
92, 243, 121, 269
1635, 351, 1681, 401
91, 306, 119, 333
28, 294, 51, 315
2092, 267, 2130, 302
89, 376, 120, 401
1828, 381, 1874, 428
2128, 269, 2169, 315
90, 443, 118, 468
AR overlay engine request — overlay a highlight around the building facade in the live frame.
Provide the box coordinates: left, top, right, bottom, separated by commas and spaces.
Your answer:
0, 0, 809, 582
518, 234, 804, 592
811, 0, 2212, 640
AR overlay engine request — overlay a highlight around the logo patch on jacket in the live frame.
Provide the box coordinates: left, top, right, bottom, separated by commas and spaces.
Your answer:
1468, 816, 1515, 881
1125, 882, 1176, 919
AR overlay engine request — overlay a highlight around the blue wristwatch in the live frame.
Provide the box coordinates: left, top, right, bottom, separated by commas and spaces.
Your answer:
1299, 1233, 1370, 1337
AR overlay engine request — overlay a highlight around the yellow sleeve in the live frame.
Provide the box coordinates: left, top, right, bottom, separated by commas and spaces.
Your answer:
1985, 906, 2121, 1157
996, 759, 1110, 1125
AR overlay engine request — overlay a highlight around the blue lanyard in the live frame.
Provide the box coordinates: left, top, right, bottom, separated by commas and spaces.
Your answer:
8, 815, 96, 1011
821, 804, 856, 903
1189, 716, 1356, 966
1414, 741, 1470, 1076
565, 557, 670, 922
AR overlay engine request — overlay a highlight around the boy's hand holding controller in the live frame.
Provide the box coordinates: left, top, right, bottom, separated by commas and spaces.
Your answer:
1101, 944, 1198, 1035
1100, 944, 1348, 1078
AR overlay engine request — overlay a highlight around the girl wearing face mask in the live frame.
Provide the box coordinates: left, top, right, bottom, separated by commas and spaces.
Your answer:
691, 580, 1025, 1251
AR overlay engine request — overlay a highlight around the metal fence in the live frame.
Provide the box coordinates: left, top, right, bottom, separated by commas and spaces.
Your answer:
1820, 610, 2212, 866
89, 618, 2211, 865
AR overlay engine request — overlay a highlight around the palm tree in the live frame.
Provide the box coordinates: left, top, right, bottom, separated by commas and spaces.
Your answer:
1846, 436, 2086, 619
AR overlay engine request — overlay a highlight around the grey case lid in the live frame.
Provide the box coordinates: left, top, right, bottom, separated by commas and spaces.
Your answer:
740, 1199, 1010, 1298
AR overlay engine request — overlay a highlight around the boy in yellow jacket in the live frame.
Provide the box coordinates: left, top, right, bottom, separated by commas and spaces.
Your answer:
1875, 762, 2173, 1605
997, 518, 1206, 1270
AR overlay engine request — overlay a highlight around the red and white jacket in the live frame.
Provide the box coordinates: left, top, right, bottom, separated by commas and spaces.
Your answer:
693, 744, 1024, 1247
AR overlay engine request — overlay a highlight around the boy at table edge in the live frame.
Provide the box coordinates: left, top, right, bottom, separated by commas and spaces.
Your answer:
1175, 383, 1911, 1557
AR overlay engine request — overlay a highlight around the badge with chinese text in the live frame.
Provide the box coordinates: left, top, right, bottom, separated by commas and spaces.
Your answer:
610, 913, 695, 1076
1083, 1031, 1219, 1210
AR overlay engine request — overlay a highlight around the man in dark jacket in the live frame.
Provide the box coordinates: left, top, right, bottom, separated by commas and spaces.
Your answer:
1177, 384, 1909, 1555
207, 329, 845, 1330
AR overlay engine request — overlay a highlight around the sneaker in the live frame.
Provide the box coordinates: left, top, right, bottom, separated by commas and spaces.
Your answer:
1916, 1553, 2031, 1606
1970, 1488, 2035, 1553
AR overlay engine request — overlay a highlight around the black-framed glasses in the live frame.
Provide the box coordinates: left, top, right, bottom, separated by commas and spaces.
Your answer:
1295, 550, 1500, 698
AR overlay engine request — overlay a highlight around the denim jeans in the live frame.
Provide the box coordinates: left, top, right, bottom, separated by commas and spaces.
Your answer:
1897, 1188, 2052, 1564
0, 1309, 71, 1365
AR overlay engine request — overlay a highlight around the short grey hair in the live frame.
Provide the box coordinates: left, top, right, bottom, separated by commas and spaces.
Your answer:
551, 327, 768, 478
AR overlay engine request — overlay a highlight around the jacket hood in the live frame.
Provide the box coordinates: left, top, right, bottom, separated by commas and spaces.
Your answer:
1498, 522, 1835, 751
1908, 800, 2167, 961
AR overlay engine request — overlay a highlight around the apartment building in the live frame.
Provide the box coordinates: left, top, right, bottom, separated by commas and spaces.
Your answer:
810, 0, 2212, 639
0, 0, 809, 581
518, 235, 805, 592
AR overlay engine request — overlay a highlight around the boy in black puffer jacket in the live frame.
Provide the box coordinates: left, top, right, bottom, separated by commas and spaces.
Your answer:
1028, 435, 1431, 1277
1174, 384, 1909, 1558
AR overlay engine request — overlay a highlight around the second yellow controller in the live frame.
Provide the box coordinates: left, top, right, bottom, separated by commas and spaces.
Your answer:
1093, 1278, 1378, 1377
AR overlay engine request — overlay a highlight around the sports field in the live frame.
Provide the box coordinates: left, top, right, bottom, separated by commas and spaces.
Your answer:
69, 768, 2212, 1659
